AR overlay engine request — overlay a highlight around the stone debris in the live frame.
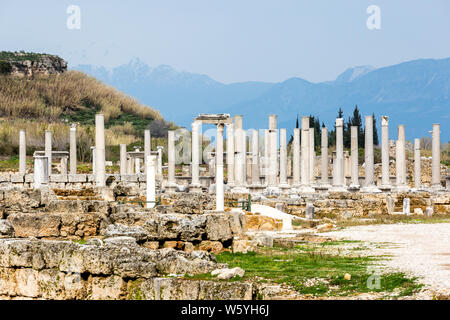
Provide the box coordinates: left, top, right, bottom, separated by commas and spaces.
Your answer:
211, 267, 245, 280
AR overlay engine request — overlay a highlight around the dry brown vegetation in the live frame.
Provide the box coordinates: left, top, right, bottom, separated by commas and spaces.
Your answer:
0, 70, 162, 121
0, 70, 176, 162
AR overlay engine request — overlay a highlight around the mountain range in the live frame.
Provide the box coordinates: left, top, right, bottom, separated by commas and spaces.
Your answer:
73, 57, 450, 141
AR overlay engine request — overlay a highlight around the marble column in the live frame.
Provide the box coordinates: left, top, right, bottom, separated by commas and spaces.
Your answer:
264, 129, 269, 184
167, 130, 177, 192
95, 114, 106, 187
216, 124, 224, 211
431, 124, 442, 189
33, 156, 48, 189
144, 129, 151, 173
120, 144, 127, 175
332, 118, 346, 190
241, 130, 247, 185
320, 127, 330, 187
300, 117, 310, 186
190, 122, 201, 192
364, 115, 375, 187
60, 157, 68, 175
279, 128, 288, 187
45, 130, 52, 175
234, 128, 243, 186
414, 138, 421, 189
267, 129, 278, 187
251, 129, 261, 186
146, 155, 157, 209
292, 128, 300, 187
381, 116, 391, 189
309, 128, 315, 185
70, 124, 77, 175
134, 148, 141, 174
269, 114, 277, 130
362, 115, 380, 192
226, 123, 235, 186
19, 130, 26, 175
395, 125, 408, 190
157, 146, 163, 182
350, 126, 359, 189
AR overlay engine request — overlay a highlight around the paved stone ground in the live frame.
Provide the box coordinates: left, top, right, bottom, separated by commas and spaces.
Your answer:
321, 223, 450, 297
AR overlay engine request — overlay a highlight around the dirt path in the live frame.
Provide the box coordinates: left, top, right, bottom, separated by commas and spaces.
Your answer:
321, 223, 450, 297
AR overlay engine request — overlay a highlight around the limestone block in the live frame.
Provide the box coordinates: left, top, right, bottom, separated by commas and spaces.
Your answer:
25, 174, 34, 183
87, 174, 95, 182
121, 174, 138, 182
137, 174, 146, 182
0, 174, 10, 183
198, 240, 223, 254
232, 240, 258, 253
90, 275, 126, 300
50, 174, 68, 183
68, 174, 87, 183
10, 174, 24, 183
15, 269, 40, 298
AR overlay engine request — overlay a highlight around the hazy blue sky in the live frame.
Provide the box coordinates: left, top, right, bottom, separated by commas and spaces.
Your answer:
1, 0, 449, 83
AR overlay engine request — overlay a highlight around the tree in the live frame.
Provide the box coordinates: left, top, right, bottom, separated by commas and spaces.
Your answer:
372, 112, 379, 146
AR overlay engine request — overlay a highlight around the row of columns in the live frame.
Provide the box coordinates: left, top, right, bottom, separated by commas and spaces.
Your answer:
166, 115, 444, 195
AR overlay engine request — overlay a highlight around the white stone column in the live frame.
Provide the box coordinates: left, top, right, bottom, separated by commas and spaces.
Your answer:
95, 114, 106, 187
190, 121, 201, 192
381, 116, 391, 189
279, 128, 288, 187
45, 130, 52, 175
120, 144, 127, 175
414, 138, 421, 189
134, 148, 141, 174
301, 117, 310, 186
216, 124, 224, 211
251, 129, 260, 186
264, 129, 269, 183
269, 114, 277, 130
144, 129, 151, 173
234, 128, 243, 186
268, 129, 278, 187
292, 128, 300, 187
127, 155, 133, 175
70, 124, 77, 175
33, 156, 48, 189
157, 146, 163, 182
396, 125, 408, 190
362, 115, 380, 192
332, 118, 345, 190
364, 115, 374, 187
241, 129, 247, 185
431, 124, 442, 189
320, 127, 329, 187
19, 130, 26, 175
309, 128, 315, 185
60, 157, 68, 175
226, 123, 235, 186
146, 155, 157, 208
167, 130, 176, 192
350, 126, 359, 188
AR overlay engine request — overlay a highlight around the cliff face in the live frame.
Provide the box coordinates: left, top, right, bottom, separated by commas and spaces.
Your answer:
0, 51, 67, 77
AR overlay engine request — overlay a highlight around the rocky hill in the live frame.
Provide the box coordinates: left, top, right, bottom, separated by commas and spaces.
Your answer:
0, 51, 67, 77
0, 52, 175, 164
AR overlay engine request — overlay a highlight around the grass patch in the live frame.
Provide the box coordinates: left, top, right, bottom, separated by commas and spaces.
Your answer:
190, 245, 422, 298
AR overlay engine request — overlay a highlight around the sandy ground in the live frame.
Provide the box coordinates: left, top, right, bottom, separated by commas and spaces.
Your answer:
321, 223, 450, 297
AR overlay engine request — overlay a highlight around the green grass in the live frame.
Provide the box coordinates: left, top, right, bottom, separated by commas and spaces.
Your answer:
188, 244, 423, 298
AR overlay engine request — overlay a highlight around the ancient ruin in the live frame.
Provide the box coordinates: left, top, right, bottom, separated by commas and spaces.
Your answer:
0, 112, 448, 300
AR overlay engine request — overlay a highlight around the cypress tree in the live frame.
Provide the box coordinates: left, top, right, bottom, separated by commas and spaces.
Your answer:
372, 112, 379, 146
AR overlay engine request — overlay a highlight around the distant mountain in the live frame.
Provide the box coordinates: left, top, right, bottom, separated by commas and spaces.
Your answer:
73, 57, 450, 140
